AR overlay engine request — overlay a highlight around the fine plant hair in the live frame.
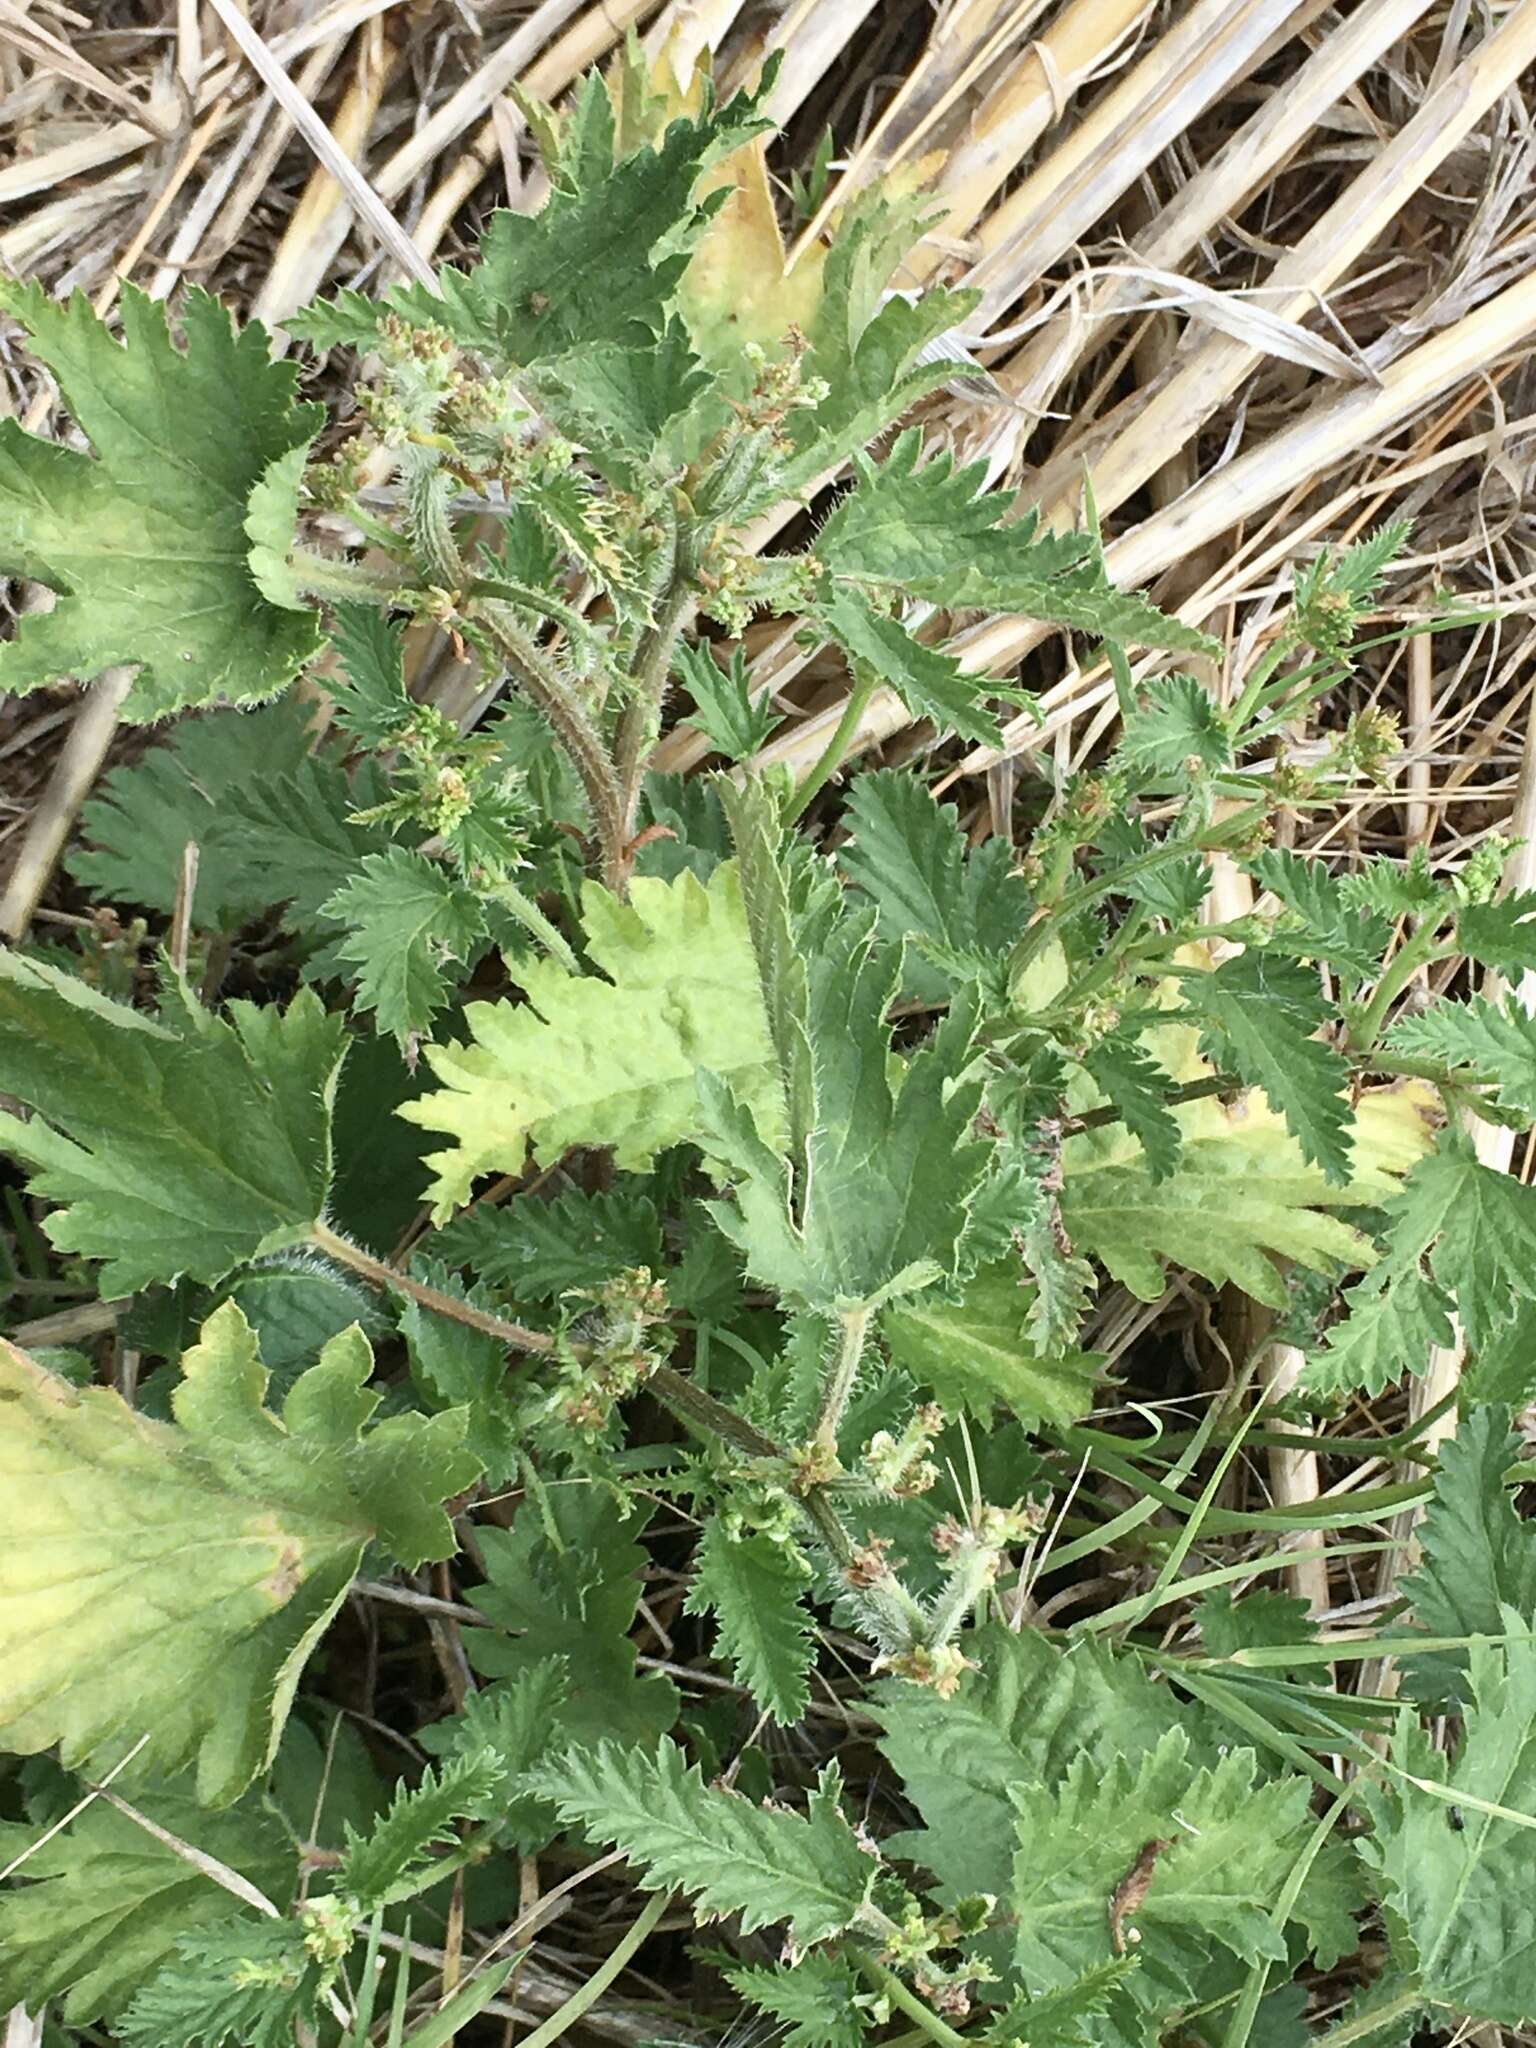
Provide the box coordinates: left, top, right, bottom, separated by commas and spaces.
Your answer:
3, 43, 1536, 2048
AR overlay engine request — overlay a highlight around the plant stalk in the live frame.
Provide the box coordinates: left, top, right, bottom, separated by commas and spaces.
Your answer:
786, 668, 878, 824
815, 1305, 873, 1456
310, 1220, 556, 1355
478, 601, 628, 893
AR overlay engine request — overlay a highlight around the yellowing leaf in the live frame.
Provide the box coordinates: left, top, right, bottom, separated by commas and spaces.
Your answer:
1061, 1004, 1436, 1307
402, 864, 785, 1218
0, 1303, 479, 1805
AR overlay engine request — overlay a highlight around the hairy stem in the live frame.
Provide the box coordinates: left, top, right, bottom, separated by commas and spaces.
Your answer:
613, 513, 695, 844
815, 1305, 872, 1456
851, 1952, 974, 2048
1349, 929, 1454, 1051
485, 874, 580, 974
479, 601, 627, 892
310, 1220, 556, 1355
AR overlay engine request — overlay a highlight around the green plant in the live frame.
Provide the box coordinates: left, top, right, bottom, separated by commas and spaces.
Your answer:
1, 44, 1535, 2048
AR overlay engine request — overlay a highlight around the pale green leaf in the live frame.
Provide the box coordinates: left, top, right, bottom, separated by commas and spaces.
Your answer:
1247, 848, 1392, 988
0, 283, 322, 716
401, 863, 785, 1218
0, 1301, 479, 1802
531, 1741, 877, 1945
0, 957, 345, 1294
882, 1263, 1102, 1428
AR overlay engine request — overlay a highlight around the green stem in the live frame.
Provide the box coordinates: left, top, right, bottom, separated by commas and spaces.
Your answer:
310, 1221, 556, 1356
510, 1891, 670, 2048
649, 1363, 782, 1460
1349, 930, 1454, 1051
851, 1952, 973, 2048
478, 601, 627, 893
1312, 1991, 1424, 2048
485, 875, 579, 974
613, 507, 695, 843
815, 1305, 872, 1455
786, 667, 878, 824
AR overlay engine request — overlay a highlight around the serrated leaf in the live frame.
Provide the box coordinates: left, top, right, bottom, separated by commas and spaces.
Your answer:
989, 1961, 1138, 2048
1119, 673, 1233, 778
1092, 813, 1207, 923
774, 204, 973, 500
1080, 1034, 1183, 1182
116, 1917, 313, 2048
816, 583, 1006, 749
1307, 1137, 1536, 1396
402, 863, 785, 1218
722, 1954, 866, 2048
1248, 847, 1393, 988
1397, 1406, 1536, 1706
677, 639, 782, 760
533, 321, 715, 485
68, 699, 319, 925
463, 1489, 678, 1748
417, 1656, 568, 1852
204, 755, 394, 949
339, 1751, 506, 1908
1196, 1587, 1317, 1666
1304, 1260, 1455, 1401
873, 1623, 1210, 1898
1390, 995, 1536, 1119
882, 1263, 1102, 1428
0, 958, 345, 1293
1179, 950, 1353, 1182
1358, 1632, 1536, 2026
532, 1741, 877, 1945
293, 87, 769, 365
1011, 1735, 1346, 2029
816, 430, 1216, 657
0, 1301, 479, 1802
320, 848, 486, 1043
1340, 845, 1449, 921
0, 283, 322, 716
1457, 890, 1536, 974
326, 603, 412, 745
839, 768, 1033, 996
686, 1522, 814, 1724
432, 1185, 664, 1301
0, 1779, 293, 2021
